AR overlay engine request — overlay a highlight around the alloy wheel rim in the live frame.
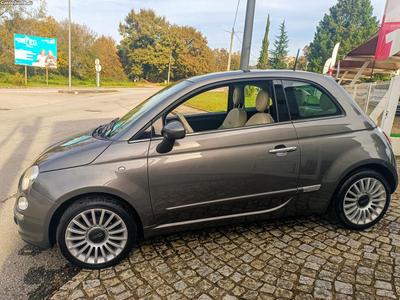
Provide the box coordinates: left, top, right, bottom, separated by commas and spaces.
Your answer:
343, 178, 386, 225
65, 208, 128, 264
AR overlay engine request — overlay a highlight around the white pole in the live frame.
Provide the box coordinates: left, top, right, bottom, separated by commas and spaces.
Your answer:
68, 0, 72, 92
167, 51, 171, 84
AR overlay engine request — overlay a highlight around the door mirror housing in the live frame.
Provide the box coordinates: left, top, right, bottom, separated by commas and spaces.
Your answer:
163, 121, 186, 140
156, 121, 186, 153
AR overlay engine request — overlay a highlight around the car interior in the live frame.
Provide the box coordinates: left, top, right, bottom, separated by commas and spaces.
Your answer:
163, 82, 277, 135
285, 84, 338, 118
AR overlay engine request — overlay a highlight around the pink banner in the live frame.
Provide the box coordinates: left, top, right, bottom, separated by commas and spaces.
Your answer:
375, 0, 400, 61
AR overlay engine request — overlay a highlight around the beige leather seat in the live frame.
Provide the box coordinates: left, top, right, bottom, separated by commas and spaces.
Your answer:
313, 94, 337, 116
294, 89, 308, 117
219, 87, 247, 129
245, 90, 274, 126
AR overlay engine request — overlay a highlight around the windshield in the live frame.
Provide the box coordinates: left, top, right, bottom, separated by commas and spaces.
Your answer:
108, 80, 192, 138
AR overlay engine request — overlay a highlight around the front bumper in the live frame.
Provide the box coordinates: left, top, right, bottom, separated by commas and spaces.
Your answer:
14, 187, 59, 249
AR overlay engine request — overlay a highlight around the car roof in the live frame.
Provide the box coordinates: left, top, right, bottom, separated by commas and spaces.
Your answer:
186, 70, 334, 84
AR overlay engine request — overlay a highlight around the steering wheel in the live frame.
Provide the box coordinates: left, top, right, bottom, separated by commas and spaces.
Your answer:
176, 113, 194, 134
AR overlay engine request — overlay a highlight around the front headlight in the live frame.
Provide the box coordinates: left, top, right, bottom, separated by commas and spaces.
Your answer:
21, 166, 39, 191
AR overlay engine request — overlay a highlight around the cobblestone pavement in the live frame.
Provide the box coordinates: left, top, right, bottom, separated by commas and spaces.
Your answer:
51, 183, 400, 300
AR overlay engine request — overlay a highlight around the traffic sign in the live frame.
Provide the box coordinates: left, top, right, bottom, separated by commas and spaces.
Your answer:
95, 58, 100, 65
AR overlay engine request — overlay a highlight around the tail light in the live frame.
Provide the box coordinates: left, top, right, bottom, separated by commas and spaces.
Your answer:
380, 128, 392, 147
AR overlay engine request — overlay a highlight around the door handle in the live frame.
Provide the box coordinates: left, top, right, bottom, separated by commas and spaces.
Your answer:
269, 146, 298, 154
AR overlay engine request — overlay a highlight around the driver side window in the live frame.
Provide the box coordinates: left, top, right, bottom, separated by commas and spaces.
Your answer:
154, 81, 278, 137
168, 87, 229, 116
165, 86, 230, 133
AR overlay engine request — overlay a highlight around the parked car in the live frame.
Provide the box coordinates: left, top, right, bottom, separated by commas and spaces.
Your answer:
14, 70, 397, 269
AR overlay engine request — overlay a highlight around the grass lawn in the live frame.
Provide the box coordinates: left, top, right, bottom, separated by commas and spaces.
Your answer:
0, 73, 144, 88
186, 91, 257, 112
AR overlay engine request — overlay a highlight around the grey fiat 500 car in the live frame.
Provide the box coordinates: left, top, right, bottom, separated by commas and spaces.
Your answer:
14, 70, 397, 269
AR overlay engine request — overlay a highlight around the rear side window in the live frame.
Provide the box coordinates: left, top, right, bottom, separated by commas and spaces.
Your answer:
283, 80, 340, 120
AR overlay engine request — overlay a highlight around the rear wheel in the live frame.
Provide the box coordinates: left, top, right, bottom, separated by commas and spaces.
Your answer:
332, 170, 390, 230
57, 196, 136, 269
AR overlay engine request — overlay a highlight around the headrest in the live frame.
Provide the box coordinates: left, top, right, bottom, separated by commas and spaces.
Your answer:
232, 87, 244, 106
319, 94, 335, 111
294, 89, 308, 106
256, 90, 270, 112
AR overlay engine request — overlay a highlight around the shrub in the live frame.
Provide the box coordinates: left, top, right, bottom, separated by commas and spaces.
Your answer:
246, 85, 257, 97
13, 72, 25, 86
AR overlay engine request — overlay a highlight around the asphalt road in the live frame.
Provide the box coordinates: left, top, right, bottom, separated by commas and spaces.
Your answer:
0, 87, 159, 300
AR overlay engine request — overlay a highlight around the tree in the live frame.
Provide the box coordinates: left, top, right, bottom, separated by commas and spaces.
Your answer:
288, 46, 310, 71
257, 14, 270, 69
118, 9, 171, 81
118, 8, 213, 82
307, 0, 379, 73
269, 20, 289, 69
92, 36, 125, 80
169, 25, 213, 80
56, 20, 98, 78
212, 48, 240, 72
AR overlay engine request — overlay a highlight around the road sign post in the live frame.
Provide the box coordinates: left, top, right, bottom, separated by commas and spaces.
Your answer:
95, 59, 101, 87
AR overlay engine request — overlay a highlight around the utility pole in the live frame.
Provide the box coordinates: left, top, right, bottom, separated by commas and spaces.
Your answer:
167, 51, 172, 84
68, 0, 72, 92
227, 29, 235, 72
240, 0, 256, 71
227, 0, 241, 71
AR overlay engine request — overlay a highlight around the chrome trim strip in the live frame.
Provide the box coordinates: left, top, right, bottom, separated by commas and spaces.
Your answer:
14, 211, 24, 221
299, 184, 321, 193
155, 198, 293, 229
165, 188, 298, 211
128, 138, 151, 144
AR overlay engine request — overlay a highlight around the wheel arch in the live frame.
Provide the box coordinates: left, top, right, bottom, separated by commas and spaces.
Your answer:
326, 162, 397, 213
48, 192, 144, 247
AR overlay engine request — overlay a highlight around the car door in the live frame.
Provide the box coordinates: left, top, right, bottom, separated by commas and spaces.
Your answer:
147, 80, 301, 226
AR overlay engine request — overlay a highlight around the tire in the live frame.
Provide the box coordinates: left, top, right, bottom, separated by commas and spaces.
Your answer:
331, 170, 391, 230
57, 195, 137, 269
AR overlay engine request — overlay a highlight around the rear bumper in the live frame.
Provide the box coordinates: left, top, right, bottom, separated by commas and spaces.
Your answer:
14, 188, 59, 249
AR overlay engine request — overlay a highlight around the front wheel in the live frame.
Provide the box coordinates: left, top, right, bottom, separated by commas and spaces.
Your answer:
57, 196, 137, 269
332, 170, 391, 230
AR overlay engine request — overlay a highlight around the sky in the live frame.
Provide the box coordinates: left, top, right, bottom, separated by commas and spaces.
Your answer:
46, 0, 387, 66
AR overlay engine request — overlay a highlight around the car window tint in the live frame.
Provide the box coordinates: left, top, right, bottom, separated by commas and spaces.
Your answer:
283, 80, 340, 120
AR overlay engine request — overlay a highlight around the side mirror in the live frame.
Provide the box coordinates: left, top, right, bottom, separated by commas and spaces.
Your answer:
156, 121, 185, 154
163, 121, 186, 140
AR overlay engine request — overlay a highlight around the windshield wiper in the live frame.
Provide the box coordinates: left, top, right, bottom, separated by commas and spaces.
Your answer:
93, 125, 104, 138
101, 118, 119, 138
92, 118, 119, 138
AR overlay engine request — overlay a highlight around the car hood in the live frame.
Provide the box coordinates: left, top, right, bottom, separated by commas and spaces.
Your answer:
34, 131, 113, 172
